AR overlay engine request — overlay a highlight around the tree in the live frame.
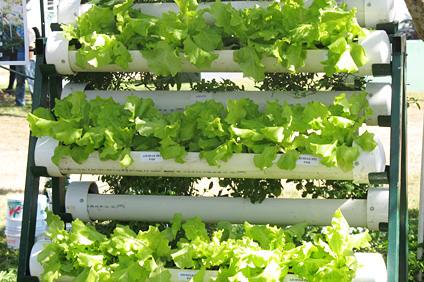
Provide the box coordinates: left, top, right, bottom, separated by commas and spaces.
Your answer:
404, 0, 424, 40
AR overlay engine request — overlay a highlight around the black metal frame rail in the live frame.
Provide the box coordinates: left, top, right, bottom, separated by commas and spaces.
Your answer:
16, 26, 409, 282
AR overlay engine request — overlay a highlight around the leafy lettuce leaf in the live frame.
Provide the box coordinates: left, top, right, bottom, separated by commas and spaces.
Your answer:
28, 91, 376, 172
40, 210, 372, 282
62, 0, 368, 79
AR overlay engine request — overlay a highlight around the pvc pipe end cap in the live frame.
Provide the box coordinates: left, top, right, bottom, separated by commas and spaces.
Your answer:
35, 137, 64, 177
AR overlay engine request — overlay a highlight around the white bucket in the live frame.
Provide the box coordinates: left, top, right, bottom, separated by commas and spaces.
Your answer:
5, 194, 48, 249
5, 234, 21, 250
6, 194, 47, 220
5, 233, 46, 250
5, 218, 47, 235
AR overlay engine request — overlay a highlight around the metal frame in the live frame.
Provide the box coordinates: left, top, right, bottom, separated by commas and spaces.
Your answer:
386, 33, 409, 282
16, 27, 409, 282
17, 38, 67, 282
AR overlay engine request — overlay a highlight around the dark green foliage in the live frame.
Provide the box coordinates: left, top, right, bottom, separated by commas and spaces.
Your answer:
288, 179, 370, 199
192, 79, 245, 92
100, 175, 201, 196
0, 228, 19, 282
215, 178, 283, 203
133, 73, 183, 91
256, 72, 368, 94
63, 72, 137, 90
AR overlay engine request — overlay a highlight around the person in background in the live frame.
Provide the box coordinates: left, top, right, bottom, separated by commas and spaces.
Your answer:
2, 66, 16, 94
14, 27, 36, 107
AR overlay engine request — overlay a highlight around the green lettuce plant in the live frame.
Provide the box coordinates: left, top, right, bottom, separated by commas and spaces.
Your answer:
27, 91, 376, 172
61, 0, 369, 81
38, 209, 371, 282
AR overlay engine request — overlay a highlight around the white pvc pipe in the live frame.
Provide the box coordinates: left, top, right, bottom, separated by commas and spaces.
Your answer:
57, 0, 91, 25
364, 83, 392, 125
29, 239, 386, 282
83, 194, 370, 226
65, 181, 388, 230
45, 32, 74, 74
46, 30, 391, 76
58, 0, 395, 29
35, 136, 386, 183
367, 188, 390, 231
61, 82, 391, 126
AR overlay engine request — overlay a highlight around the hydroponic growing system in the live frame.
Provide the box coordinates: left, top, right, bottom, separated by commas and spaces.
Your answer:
17, 0, 408, 281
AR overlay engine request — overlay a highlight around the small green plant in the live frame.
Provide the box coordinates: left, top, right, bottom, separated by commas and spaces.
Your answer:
215, 178, 283, 203
0, 269, 17, 282
288, 179, 370, 199
256, 72, 368, 94
63, 72, 136, 90
100, 175, 201, 196
192, 78, 245, 92
408, 96, 421, 109
133, 73, 183, 91
406, 209, 424, 281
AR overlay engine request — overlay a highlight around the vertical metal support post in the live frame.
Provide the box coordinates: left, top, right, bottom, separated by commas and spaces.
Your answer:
17, 33, 65, 280
17, 43, 47, 282
46, 69, 70, 221
387, 34, 408, 282
418, 113, 424, 282
398, 34, 409, 280
17, 38, 58, 282
52, 177, 67, 215
39, 0, 46, 38
16, 138, 41, 281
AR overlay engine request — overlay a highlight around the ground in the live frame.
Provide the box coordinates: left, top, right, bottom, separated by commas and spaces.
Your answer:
0, 68, 33, 229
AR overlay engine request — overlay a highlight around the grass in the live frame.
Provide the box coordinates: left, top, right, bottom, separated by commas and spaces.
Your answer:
0, 92, 32, 113
0, 103, 32, 116
0, 71, 32, 281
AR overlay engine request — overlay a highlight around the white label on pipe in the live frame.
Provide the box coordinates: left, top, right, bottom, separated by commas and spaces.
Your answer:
296, 155, 320, 166
178, 271, 199, 281
191, 93, 212, 102
323, 51, 329, 60
140, 152, 163, 162
285, 277, 308, 282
